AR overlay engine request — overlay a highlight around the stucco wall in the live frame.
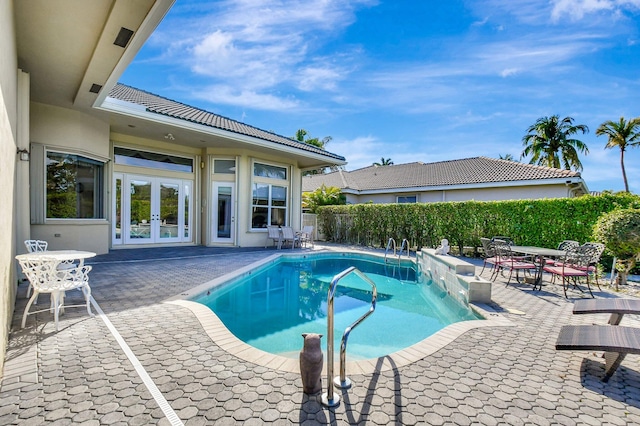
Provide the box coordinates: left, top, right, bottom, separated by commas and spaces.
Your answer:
28, 102, 112, 254
0, 0, 18, 377
350, 184, 571, 204
209, 149, 303, 248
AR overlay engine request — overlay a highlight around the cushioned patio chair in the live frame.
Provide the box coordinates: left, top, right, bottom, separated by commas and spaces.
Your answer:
579, 242, 606, 289
479, 237, 499, 276
543, 240, 580, 267
543, 245, 593, 297
493, 239, 537, 286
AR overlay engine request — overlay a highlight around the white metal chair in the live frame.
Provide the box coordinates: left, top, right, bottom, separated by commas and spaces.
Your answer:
18, 256, 94, 331
24, 239, 48, 253
24, 240, 52, 299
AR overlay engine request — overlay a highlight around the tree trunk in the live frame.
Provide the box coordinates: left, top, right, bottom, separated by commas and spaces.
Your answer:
620, 149, 629, 192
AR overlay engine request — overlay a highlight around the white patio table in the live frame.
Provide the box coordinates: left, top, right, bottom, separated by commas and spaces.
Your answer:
15, 250, 96, 330
16, 249, 96, 267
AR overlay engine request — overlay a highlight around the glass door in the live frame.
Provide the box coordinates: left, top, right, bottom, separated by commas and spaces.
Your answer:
122, 175, 192, 244
213, 182, 235, 243
127, 177, 152, 243
158, 180, 181, 242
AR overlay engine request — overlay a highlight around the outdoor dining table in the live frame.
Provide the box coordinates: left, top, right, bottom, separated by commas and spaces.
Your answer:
15, 249, 96, 268
509, 245, 567, 290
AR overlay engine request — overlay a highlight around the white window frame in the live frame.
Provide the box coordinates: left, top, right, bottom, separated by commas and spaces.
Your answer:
250, 160, 290, 230
397, 195, 418, 203
42, 148, 107, 221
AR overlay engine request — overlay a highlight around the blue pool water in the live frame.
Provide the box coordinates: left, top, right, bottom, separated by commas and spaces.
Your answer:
193, 253, 481, 359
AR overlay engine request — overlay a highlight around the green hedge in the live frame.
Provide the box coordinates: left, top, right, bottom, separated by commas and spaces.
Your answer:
317, 193, 640, 256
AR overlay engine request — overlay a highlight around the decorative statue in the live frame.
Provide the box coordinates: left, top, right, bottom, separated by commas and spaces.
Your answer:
299, 333, 323, 394
435, 238, 450, 255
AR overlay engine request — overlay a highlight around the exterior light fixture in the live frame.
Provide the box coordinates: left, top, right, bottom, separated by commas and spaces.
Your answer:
17, 148, 29, 161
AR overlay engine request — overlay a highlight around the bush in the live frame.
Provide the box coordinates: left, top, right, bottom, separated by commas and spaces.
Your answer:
593, 208, 640, 286
302, 185, 346, 213
317, 193, 640, 258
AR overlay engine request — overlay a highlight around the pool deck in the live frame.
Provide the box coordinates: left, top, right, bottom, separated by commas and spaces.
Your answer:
2, 243, 640, 425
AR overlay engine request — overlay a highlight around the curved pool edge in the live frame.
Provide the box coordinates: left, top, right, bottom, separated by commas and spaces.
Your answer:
166, 299, 514, 375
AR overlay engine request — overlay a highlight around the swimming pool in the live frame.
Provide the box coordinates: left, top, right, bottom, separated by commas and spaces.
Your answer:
192, 252, 481, 359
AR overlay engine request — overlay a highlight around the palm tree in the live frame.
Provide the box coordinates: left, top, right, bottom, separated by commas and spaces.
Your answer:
498, 154, 514, 161
294, 129, 332, 150
596, 116, 640, 192
373, 157, 394, 166
521, 115, 589, 171
294, 129, 335, 175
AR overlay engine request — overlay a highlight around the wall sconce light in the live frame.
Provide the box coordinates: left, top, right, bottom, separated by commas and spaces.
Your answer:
17, 148, 30, 161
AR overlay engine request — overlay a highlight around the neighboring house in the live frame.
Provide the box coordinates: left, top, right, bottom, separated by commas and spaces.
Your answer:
0, 0, 344, 373
302, 157, 589, 204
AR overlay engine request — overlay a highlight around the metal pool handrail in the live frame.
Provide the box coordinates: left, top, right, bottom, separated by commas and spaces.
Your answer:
384, 238, 396, 262
385, 238, 411, 264
321, 266, 377, 407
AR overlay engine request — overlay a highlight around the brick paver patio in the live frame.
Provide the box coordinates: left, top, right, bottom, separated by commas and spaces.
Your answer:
1, 244, 640, 425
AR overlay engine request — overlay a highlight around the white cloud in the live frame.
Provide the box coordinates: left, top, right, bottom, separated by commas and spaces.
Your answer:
551, 0, 640, 21
190, 84, 300, 111
157, 0, 376, 107
500, 68, 519, 77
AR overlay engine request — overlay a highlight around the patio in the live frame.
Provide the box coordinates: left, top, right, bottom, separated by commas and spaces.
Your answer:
1, 244, 640, 425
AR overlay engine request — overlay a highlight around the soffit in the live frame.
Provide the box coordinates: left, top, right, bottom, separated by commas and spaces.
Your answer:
15, 0, 163, 110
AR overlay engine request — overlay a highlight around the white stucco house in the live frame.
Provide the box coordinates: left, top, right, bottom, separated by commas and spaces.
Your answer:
0, 0, 345, 373
302, 157, 589, 204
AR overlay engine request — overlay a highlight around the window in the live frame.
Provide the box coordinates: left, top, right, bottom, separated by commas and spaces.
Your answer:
114, 147, 193, 172
251, 162, 289, 229
397, 195, 417, 204
46, 151, 105, 219
214, 159, 236, 174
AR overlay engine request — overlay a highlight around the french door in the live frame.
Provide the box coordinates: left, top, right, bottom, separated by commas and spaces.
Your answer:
119, 175, 192, 245
212, 182, 235, 243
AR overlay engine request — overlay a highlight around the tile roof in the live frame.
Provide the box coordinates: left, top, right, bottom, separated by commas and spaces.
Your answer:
302, 157, 582, 192
108, 84, 345, 162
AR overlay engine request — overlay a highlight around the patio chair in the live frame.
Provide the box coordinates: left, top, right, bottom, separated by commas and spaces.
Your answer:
280, 226, 300, 249
491, 236, 514, 245
492, 239, 537, 286
24, 240, 48, 298
543, 245, 593, 297
265, 226, 282, 249
299, 225, 314, 248
579, 242, 606, 289
24, 239, 48, 253
543, 240, 580, 267
479, 237, 499, 275
18, 257, 94, 331
556, 324, 640, 382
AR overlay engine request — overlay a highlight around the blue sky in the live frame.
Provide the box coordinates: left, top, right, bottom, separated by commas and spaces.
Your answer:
120, 0, 640, 192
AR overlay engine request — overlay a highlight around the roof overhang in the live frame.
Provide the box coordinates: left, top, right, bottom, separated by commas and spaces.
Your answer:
15, 0, 174, 111
99, 97, 347, 169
